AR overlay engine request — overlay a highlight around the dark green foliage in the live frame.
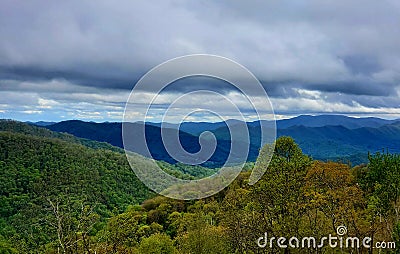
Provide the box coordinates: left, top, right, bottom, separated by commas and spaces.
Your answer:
357, 152, 400, 249
138, 233, 177, 254
0, 121, 223, 252
157, 161, 218, 180
0, 131, 154, 252
0, 119, 123, 152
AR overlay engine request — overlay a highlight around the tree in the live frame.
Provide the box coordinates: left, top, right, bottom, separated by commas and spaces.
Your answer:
252, 137, 311, 239
222, 137, 312, 253
177, 212, 230, 254
304, 161, 368, 252
0, 235, 17, 254
138, 233, 176, 254
358, 152, 400, 248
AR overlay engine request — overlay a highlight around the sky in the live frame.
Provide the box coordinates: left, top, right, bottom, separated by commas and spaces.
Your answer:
0, 0, 399, 122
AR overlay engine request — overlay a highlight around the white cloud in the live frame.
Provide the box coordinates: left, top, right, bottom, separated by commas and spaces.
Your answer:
21, 110, 42, 114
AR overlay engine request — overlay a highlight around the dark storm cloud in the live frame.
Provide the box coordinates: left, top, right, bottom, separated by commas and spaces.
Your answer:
0, 0, 398, 91
0, 65, 140, 90
342, 55, 382, 75
307, 81, 395, 96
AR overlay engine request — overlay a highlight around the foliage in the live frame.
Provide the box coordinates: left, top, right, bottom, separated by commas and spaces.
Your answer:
0, 130, 153, 252
0, 119, 123, 153
138, 233, 177, 254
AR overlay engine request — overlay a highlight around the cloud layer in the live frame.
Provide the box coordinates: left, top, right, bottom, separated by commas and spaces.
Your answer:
0, 0, 399, 121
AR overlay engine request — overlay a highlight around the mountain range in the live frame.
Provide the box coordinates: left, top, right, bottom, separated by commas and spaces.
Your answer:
35, 115, 400, 166
146, 115, 398, 134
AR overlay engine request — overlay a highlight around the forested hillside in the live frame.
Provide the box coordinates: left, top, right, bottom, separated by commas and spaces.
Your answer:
1, 121, 400, 253
0, 121, 221, 253
0, 120, 123, 153
0, 131, 154, 252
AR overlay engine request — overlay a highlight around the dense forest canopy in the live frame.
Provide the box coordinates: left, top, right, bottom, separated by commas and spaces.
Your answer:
0, 120, 399, 253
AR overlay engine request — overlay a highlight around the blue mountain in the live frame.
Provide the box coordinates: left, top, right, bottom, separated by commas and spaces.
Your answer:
42, 115, 400, 166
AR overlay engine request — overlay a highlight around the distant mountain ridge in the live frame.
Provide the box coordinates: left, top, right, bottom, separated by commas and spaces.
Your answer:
37, 115, 400, 166
276, 114, 397, 129
147, 115, 398, 134
45, 120, 255, 167
27, 121, 56, 126
28, 114, 399, 132
278, 124, 400, 162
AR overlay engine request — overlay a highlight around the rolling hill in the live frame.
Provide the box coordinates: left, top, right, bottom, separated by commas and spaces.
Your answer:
148, 114, 399, 134
0, 120, 227, 251
0, 119, 123, 152
275, 114, 397, 129
46, 120, 257, 166
211, 120, 400, 164
41, 116, 400, 166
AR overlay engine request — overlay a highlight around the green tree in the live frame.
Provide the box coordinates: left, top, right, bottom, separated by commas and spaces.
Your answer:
138, 233, 176, 254
0, 235, 17, 254
225, 136, 312, 253
304, 161, 369, 253
177, 212, 230, 254
253, 137, 311, 230
358, 152, 400, 248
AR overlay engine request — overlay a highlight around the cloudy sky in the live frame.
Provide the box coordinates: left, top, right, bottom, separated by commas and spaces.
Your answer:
0, 0, 399, 122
